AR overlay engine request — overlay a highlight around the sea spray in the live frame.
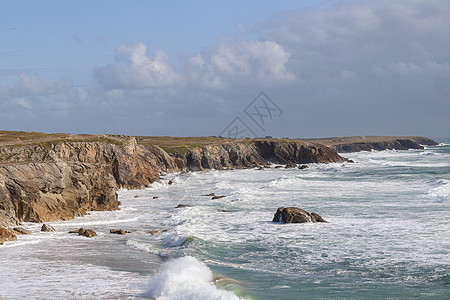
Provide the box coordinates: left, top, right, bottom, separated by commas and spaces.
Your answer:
145, 256, 242, 300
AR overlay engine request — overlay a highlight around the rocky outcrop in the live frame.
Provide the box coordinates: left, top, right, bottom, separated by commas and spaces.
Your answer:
328, 137, 438, 153
273, 207, 327, 223
169, 140, 347, 171
70, 228, 96, 237
0, 227, 17, 244
41, 224, 55, 232
0, 135, 346, 227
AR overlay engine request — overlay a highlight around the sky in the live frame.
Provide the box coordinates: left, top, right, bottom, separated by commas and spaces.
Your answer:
1, 0, 449, 138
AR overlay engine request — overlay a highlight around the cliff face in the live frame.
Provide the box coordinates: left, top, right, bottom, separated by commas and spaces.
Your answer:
332, 137, 438, 153
0, 137, 345, 226
167, 140, 346, 171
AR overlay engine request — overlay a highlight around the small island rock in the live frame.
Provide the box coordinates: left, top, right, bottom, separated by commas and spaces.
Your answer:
41, 224, 55, 232
273, 207, 327, 224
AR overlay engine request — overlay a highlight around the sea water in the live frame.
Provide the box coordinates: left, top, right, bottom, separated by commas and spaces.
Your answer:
0, 142, 449, 299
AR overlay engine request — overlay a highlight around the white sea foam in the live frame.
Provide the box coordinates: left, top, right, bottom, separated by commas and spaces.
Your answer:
126, 239, 166, 257
428, 179, 450, 202
145, 256, 241, 300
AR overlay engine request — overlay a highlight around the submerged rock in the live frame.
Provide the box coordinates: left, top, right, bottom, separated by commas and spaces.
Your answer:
201, 193, 216, 196
13, 227, 32, 235
175, 204, 192, 208
0, 227, 17, 245
41, 224, 55, 232
110, 229, 127, 235
285, 162, 297, 169
212, 195, 226, 200
77, 228, 97, 238
273, 207, 327, 224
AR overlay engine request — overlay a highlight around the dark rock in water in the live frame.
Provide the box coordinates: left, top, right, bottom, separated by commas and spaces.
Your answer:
110, 229, 127, 235
68, 230, 79, 234
0, 227, 17, 245
310, 213, 327, 223
168, 180, 173, 185
134, 195, 140, 198
212, 195, 226, 200
219, 209, 232, 212
13, 227, 32, 235
77, 228, 97, 238
347, 159, 354, 163
285, 162, 297, 168
149, 229, 168, 235
153, 196, 159, 199
201, 193, 215, 196
175, 204, 192, 208
274, 165, 283, 169
298, 164, 309, 169
273, 207, 327, 224
41, 224, 55, 232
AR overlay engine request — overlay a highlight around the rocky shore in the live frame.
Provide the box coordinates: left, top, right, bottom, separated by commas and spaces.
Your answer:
0, 132, 438, 229
0, 132, 346, 227
305, 136, 438, 152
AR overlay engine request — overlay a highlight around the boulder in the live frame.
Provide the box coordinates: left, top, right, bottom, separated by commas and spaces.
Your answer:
41, 224, 55, 232
13, 227, 32, 235
201, 193, 215, 196
153, 196, 159, 199
77, 228, 97, 238
175, 204, 192, 208
0, 227, 17, 245
298, 164, 309, 169
110, 229, 127, 235
285, 162, 297, 169
212, 195, 226, 200
272, 207, 327, 224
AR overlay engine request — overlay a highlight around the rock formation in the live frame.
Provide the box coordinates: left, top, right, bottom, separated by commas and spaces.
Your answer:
0, 227, 17, 244
0, 135, 347, 227
305, 136, 438, 153
273, 207, 327, 223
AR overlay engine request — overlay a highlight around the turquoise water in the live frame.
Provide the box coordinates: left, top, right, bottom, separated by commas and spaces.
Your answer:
0, 142, 449, 299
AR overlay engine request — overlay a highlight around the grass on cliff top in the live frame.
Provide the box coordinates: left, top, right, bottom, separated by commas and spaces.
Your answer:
135, 136, 313, 153
0, 131, 128, 147
0, 131, 68, 142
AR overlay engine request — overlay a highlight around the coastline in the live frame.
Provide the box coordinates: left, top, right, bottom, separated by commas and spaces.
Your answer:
0, 131, 438, 233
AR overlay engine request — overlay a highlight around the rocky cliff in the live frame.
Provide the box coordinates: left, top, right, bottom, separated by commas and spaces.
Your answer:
305, 136, 438, 153
0, 135, 346, 226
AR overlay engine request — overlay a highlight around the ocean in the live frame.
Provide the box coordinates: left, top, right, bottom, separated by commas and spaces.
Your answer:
1, 142, 449, 299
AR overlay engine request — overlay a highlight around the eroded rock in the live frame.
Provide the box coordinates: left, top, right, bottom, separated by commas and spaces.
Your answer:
0, 227, 17, 245
41, 224, 55, 232
77, 228, 97, 238
273, 207, 327, 224
13, 227, 32, 235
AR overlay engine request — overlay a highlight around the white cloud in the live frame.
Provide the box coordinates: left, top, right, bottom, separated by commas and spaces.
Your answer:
14, 97, 32, 110
187, 39, 295, 89
95, 43, 182, 90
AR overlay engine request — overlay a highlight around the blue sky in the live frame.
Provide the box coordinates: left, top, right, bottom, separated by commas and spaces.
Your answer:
1, 0, 449, 138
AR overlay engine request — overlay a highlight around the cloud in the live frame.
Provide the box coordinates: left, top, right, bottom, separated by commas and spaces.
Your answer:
190, 39, 295, 88
0, 74, 73, 99
94, 43, 182, 90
